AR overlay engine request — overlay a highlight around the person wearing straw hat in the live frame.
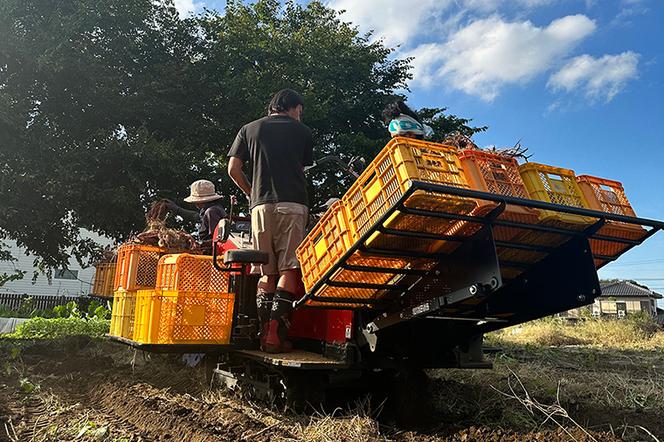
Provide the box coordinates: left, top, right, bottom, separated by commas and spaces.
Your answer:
165, 179, 227, 243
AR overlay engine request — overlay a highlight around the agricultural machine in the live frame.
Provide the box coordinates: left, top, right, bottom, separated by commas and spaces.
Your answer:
107, 138, 664, 409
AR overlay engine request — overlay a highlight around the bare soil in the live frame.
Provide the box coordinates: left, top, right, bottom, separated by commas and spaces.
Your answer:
0, 338, 657, 441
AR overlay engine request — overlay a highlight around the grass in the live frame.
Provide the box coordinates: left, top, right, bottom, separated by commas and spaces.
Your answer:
488, 314, 664, 350
3, 316, 663, 441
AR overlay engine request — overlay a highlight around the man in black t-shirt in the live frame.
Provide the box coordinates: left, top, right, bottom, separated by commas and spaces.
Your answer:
227, 89, 313, 353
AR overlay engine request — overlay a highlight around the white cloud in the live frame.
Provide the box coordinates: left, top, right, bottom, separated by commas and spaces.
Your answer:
327, 0, 557, 46
408, 14, 596, 101
173, 0, 202, 17
328, 0, 451, 46
547, 52, 639, 102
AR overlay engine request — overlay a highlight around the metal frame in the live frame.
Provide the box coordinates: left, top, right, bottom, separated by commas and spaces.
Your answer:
297, 181, 664, 308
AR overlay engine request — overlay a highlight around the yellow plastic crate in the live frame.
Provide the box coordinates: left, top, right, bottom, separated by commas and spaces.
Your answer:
114, 244, 166, 291
518, 162, 594, 227
492, 163, 596, 266
109, 289, 137, 339
92, 262, 116, 298
156, 254, 230, 293
132, 290, 234, 345
342, 137, 477, 254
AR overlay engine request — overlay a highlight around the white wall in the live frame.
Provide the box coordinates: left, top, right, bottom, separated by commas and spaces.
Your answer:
0, 230, 113, 297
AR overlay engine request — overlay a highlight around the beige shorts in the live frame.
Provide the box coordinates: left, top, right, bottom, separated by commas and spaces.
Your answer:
251, 202, 308, 275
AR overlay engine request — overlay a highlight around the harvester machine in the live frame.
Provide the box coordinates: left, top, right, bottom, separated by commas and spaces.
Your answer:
108, 138, 664, 408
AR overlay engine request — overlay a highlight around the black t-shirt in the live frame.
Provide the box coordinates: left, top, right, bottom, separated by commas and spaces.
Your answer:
228, 115, 313, 209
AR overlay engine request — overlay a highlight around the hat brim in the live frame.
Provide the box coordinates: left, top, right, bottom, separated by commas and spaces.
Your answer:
184, 193, 223, 203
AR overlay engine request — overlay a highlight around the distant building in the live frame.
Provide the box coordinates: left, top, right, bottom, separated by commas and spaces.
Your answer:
561, 280, 662, 319
0, 231, 112, 298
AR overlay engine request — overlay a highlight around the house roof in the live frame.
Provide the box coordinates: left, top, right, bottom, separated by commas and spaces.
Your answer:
600, 280, 663, 299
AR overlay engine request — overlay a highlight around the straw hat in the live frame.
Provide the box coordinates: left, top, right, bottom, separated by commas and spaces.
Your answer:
183, 180, 223, 203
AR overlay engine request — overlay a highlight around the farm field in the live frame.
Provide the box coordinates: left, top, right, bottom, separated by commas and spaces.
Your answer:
2, 318, 663, 442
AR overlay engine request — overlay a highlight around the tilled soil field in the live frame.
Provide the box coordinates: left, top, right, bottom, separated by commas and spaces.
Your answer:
0, 337, 656, 441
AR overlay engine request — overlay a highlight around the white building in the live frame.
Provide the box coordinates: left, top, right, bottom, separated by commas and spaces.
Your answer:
0, 231, 112, 297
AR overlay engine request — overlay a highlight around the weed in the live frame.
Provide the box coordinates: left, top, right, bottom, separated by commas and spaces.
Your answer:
18, 377, 39, 394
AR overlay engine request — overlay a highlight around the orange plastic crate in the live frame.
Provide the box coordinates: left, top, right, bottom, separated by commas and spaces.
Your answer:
456, 150, 540, 242
92, 262, 116, 298
297, 201, 423, 303
297, 201, 354, 293
156, 254, 230, 293
311, 254, 436, 303
114, 244, 166, 291
577, 175, 646, 259
109, 289, 137, 339
342, 137, 477, 254
132, 290, 234, 345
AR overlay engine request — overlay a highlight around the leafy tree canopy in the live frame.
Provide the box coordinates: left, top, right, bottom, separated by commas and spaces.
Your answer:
0, 0, 486, 272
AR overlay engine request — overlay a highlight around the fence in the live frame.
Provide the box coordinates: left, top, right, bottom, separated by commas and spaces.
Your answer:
0, 292, 84, 312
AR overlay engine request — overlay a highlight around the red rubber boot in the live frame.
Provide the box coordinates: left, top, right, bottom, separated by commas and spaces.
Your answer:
263, 290, 296, 353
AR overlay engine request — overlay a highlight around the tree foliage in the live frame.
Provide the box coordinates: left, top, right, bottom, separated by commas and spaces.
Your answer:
0, 0, 486, 271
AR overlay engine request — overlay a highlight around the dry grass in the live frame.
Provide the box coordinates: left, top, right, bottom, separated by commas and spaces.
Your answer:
489, 314, 664, 350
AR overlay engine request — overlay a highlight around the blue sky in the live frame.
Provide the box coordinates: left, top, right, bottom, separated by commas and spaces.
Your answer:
177, 0, 664, 292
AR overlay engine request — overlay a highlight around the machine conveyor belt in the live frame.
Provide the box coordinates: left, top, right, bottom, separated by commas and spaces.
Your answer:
298, 181, 664, 310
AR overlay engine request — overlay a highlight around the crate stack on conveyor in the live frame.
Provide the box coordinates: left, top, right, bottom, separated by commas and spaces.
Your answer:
296, 136, 648, 309
109, 246, 235, 345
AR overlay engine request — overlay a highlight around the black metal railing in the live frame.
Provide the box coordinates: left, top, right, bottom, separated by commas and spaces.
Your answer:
0, 293, 84, 313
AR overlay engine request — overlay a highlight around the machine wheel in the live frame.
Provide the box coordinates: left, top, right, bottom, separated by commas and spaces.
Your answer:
375, 367, 432, 428
284, 371, 327, 412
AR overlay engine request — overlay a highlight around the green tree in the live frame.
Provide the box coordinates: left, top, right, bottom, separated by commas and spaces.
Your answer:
0, 0, 486, 273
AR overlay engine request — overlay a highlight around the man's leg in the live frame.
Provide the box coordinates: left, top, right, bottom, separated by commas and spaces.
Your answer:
256, 275, 277, 350
251, 204, 278, 350
264, 203, 308, 353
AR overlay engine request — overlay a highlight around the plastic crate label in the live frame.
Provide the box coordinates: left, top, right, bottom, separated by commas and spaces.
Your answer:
313, 233, 327, 260
363, 174, 383, 205
182, 305, 206, 326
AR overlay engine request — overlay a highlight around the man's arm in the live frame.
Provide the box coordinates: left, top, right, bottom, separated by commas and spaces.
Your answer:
227, 157, 251, 198
164, 199, 199, 221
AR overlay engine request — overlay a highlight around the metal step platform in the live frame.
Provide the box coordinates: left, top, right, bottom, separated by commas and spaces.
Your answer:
106, 335, 230, 354
236, 349, 350, 369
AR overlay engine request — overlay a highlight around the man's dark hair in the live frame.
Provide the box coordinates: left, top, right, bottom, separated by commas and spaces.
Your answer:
268, 89, 304, 114
381, 100, 421, 123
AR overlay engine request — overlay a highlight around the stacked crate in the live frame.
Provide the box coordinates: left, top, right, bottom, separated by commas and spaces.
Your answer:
297, 137, 643, 304
297, 137, 476, 303
109, 244, 166, 340
577, 175, 646, 265
132, 254, 234, 345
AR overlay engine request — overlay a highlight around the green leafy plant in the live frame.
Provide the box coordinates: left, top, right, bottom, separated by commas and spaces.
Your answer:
9, 317, 110, 339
